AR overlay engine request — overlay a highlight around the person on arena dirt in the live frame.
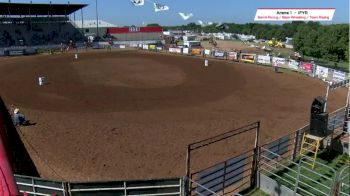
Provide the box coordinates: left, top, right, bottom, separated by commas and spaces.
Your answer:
13, 108, 29, 126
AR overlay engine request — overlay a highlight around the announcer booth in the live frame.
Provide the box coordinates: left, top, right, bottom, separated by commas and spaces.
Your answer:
0, 2, 87, 49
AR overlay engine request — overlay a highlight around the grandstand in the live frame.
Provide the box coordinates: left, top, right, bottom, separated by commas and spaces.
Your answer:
0, 2, 86, 47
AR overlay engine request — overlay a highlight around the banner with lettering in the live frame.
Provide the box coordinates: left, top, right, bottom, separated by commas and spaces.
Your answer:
257, 55, 271, 65
240, 53, 256, 63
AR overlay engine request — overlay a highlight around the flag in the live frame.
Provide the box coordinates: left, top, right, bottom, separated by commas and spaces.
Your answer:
178, 12, 193, 20
154, 3, 169, 12
131, 0, 144, 6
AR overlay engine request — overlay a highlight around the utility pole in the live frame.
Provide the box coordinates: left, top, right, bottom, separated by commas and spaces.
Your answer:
96, 0, 99, 39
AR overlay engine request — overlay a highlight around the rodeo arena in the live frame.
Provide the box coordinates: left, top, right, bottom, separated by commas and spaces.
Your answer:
0, 1, 349, 196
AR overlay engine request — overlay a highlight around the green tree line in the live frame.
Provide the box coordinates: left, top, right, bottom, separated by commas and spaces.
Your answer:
160, 22, 349, 62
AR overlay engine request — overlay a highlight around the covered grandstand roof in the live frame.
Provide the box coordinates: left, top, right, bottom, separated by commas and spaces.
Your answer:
0, 2, 87, 16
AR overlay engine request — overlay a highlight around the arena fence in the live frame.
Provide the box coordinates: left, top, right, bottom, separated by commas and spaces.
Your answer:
186, 121, 260, 195
337, 165, 350, 196
14, 175, 183, 196
133, 44, 349, 87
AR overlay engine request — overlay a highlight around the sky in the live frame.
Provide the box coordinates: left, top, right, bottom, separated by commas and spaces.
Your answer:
1, 0, 349, 26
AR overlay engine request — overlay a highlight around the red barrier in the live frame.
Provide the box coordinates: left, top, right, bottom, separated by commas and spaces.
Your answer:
0, 112, 20, 196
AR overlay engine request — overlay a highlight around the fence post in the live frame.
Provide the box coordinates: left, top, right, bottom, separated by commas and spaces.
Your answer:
250, 121, 261, 189
185, 145, 191, 195
292, 129, 301, 160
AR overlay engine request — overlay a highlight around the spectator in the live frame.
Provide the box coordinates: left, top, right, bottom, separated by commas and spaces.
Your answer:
13, 108, 28, 126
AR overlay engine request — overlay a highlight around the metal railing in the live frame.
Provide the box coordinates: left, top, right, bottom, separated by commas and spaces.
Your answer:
14, 175, 66, 196
187, 178, 219, 196
14, 175, 183, 196
259, 147, 338, 196
338, 165, 350, 196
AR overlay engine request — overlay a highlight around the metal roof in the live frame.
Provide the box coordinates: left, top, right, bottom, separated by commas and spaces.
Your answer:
0, 2, 87, 16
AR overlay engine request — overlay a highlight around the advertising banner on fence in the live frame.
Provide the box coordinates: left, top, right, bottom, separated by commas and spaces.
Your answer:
156, 47, 162, 51
315, 65, 329, 79
332, 70, 346, 82
272, 57, 286, 65
130, 43, 138, 48
257, 55, 271, 65
169, 48, 182, 54
8, 50, 24, 56
149, 45, 156, 50
204, 49, 211, 55
183, 48, 189, 54
227, 52, 238, 61
119, 45, 126, 49
288, 60, 299, 71
240, 53, 256, 63
191, 48, 201, 55
142, 45, 149, 50
301, 62, 312, 73
214, 50, 225, 58
0, 49, 4, 56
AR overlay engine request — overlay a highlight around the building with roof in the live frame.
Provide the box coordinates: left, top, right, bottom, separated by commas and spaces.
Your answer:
0, 2, 87, 47
74, 20, 117, 37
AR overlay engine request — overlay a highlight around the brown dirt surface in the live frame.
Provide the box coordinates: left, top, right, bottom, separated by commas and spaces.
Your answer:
0, 50, 346, 181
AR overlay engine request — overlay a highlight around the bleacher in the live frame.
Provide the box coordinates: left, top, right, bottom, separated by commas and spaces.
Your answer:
0, 2, 87, 47
0, 21, 84, 47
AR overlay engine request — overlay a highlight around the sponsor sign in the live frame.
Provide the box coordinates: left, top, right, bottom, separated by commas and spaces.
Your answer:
214, 50, 225, 58
156, 47, 162, 51
332, 70, 346, 82
8, 50, 24, 56
149, 45, 156, 50
288, 60, 299, 70
169, 48, 182, 54
119, 45, 126, 49
191, 48, 201, 55
227, 52, 238, 61
183, 48, 189, 54
257, 55, 271, 65
0, 49, 4, 56
315, 65, 329, 79
272, 57, 286, 65
254, 8, 335, 21
204, 49, 211, 55
301, 62, 312, 73
240, 53, 256, 63
130, 43, 138, 48
142, 44, 149, 50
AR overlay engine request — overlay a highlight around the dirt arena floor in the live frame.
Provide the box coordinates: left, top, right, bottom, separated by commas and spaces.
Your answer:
0, 50, 346, 181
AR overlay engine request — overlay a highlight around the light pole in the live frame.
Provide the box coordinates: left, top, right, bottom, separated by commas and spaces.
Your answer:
95, 0, 99, 39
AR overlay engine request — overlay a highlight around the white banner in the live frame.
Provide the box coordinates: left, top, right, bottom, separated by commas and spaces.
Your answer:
288, 60, 299, 70
254, 8, 335, 21
142, 45, 149, 50
315, 65, 329, 79
257, 55, 271, 65
204, 49, 211, 55
214, 51, 225, 57
183, 48, 189, 54
332, 70, 346, 82
169, 48, 182, 54
272, 57, 286, 65
156, 47, 162, 51
119, 45, 126, 49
